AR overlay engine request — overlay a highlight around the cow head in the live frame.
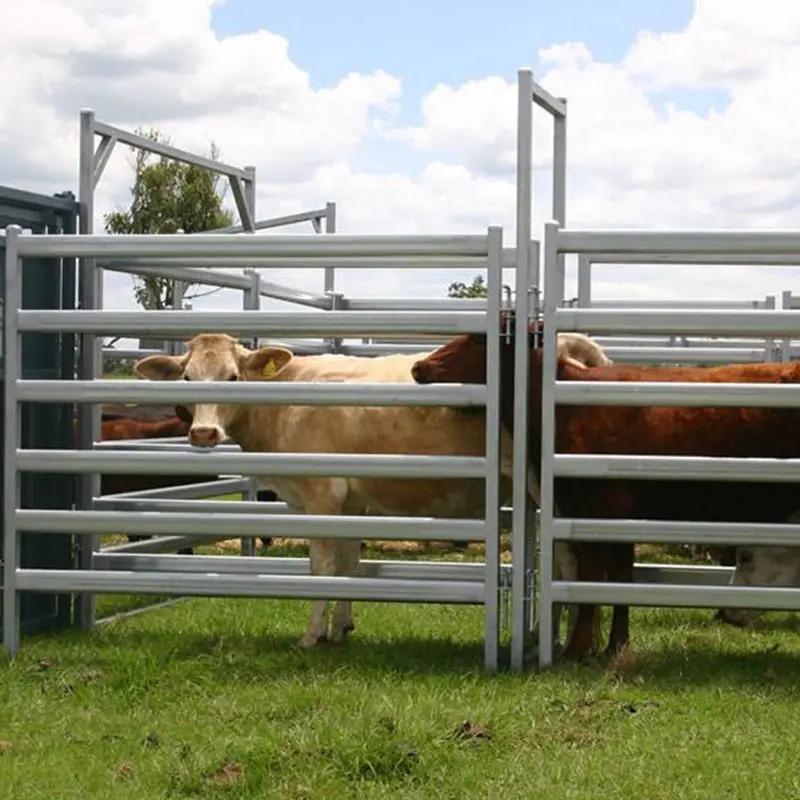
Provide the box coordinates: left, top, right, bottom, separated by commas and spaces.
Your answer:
411, 334, 488, 386
135, 333, 293, 448
715, 544, 800, 627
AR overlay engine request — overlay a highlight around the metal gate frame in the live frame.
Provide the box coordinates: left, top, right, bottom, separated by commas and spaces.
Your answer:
0, 185, 78, 639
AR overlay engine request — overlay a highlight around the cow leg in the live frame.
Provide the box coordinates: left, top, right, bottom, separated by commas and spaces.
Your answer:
301, 538, 331, 647
298, 481, 358, 648
605, 543, 635, 657
553, 541, 575, 647
561, 544, 606, 662
330, 539, 363, 643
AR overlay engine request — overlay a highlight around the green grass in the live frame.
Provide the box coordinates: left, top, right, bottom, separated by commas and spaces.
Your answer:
12, 383, 796, 797
3, 552, 800, 799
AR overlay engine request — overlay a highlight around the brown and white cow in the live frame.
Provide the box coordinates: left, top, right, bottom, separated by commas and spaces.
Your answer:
410, 312, 800, 662
134, 331, 610, 649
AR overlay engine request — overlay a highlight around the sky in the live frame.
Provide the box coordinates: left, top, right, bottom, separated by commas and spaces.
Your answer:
4, 0, 800, 347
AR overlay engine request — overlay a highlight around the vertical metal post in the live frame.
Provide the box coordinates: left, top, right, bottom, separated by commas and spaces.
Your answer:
322, 203, 344, 353
243, 166, 257, 234
764, 294, 776, 362
327, 291, 345, 353
577, 255, 592, 307
537, 221, 563, 667
510, 68, 533, 672
76, 109, 101, 631
323, 202, 336, 294
241, 266, 261, 558
484, 225, 503, 673
781, 289, 793, 362
3, 226, 22, 656
552, 104, 567, 226
167, 281, 186, 356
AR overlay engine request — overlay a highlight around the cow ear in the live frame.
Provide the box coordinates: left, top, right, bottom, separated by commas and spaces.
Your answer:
241, 346, 294, 381
135, 354, 186, 380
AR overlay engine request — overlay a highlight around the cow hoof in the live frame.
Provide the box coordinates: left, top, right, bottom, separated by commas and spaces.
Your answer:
299, 632, 327, 648
329, 623, 355, 644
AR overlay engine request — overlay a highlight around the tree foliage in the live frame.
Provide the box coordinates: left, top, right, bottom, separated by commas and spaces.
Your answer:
447, 275, 488, 299
103, 128, 234, 310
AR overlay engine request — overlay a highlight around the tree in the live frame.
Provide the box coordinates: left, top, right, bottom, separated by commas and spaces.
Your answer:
447, 275, 488, 299
103, 128, 234, 311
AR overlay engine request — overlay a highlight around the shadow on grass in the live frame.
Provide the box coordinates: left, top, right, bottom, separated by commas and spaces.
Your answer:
600, 646, 800, 691
22, 625, 488, 681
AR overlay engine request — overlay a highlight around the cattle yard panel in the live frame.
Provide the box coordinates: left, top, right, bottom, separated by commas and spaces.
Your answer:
576, 253, 783, 364
536, 220, 800, 667
2, 225, 507, 673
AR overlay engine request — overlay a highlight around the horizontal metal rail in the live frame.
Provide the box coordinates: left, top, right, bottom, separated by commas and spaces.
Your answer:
602, 347, 769, 364
585, 251, 800, 266
588, 299, 774, 309
554, 226, 800, 256
18, 450, 487, 479
594, 336, 778, 348
553, 518, 800, 547
17, 310, 488, 337
212, 207, 330, 234
14, 231, 490, 259
93, 498, 292, 514
343, 297, 491, 312
551, 580, 800, 612
16, 509, 485, 542
105, 262, 252, 291
554, 453, 800, 482
98, 477, 252, 500
93, 553, 500, 583
17, 379, 486, 407
103, 348, 161, 360
259, 339, 331, 355
15, 570, 487, 604
100, 536, 208, 554
556, 307, 800, 337
89, 552, 727, 587
100, 263, 334, 309
257, 280, 332, 309
97, 255, 491, 269
632, 563, 732, 587
339, 344, 442, 357
554, 381, 800, 407
93, 442, 240, 453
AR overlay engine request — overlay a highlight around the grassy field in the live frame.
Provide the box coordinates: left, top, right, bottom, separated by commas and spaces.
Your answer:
3, 537, 800, 799
3, 384, 797, 796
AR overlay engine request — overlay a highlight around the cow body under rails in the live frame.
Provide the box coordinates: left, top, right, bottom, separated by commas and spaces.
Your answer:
714, 510, 800, 626
134, 332, 609, 649
410, 313, 800, 661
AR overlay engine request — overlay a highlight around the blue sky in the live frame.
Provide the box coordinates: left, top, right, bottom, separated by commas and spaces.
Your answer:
211, 0, 726, 124
211, 0, 728, 177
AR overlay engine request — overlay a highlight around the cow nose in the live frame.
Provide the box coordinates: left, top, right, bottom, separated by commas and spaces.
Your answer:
714, 608, 744, 627
411, 363, 427, 383
189, 425, 222, 448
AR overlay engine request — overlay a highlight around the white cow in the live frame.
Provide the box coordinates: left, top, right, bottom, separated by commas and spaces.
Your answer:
716, 541, 800, 627
135, 331, 611, 648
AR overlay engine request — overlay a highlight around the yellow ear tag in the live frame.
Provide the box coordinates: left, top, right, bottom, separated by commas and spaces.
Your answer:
263, 359, 277, 378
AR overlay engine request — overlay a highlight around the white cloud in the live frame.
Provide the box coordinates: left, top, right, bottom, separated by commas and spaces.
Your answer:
3, 0, 800, 353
